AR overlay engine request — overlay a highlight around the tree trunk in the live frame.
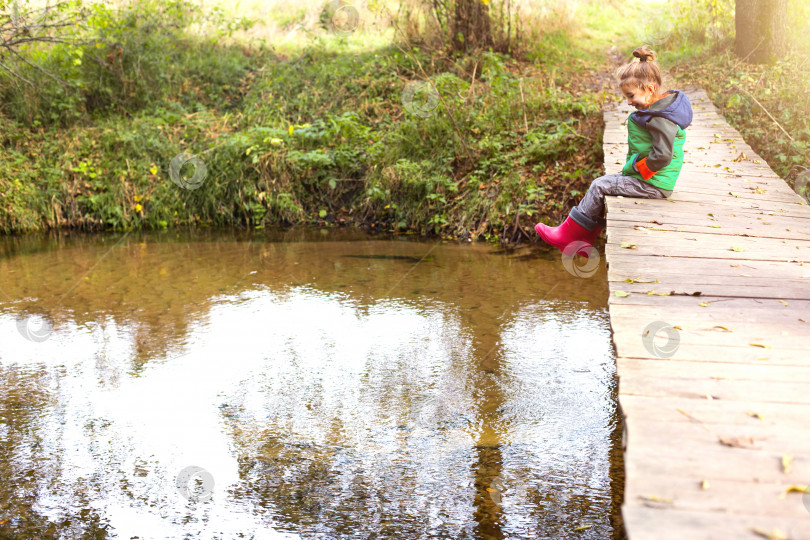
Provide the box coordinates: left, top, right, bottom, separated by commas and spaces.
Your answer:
735, 0, 787, 64
452, 0, 492, 52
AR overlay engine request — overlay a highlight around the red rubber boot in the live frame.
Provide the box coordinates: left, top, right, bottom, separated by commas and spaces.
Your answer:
535, 217, 602, 258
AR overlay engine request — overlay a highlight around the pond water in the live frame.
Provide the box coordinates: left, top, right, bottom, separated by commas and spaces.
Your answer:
0, 229, 623, 539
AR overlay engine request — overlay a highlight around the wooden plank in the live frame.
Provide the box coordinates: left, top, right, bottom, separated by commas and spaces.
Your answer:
607, 219, 810, 241
607, 295, 810, 317
676, 178, 800, 192
605, 244, 810, 263
615, 358, 810, 384
621, 502, 810, 539
608, 273, 810, 289
612, 338, 810, 361
618, 374, 810, 404
607, 198, 810, 219
604, 253, 810, 279
606, 211, 810, 229
624, 475, 810, 519
611, 282, 810, 300
608, 196, 810, 215
609, 306, 810, 334
673, 187, 805, 204
618, 394, 810, 425
653, 190, 804, 206
606, 228, 810, 250
605, 245, 810, 263
613, 343, 809, 365
623, 445, 810, 483
624, 418, 810, 465
606, 209, 809, 227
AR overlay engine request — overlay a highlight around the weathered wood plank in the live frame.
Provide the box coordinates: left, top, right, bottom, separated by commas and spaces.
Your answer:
608, 198, 810, 219
622, 503, 810, 539
624, 475, 810, 519
604, 254, 810, 279
608, 273, 809, 289
618, 394, 810, 425
615, 344, 808, 365
615, 358, 810, 384
607, 219, 810, 241
606, 228, 810, 249
605, 245, 810, 263
625, 418, 810, 469
608, 279, 810, 300
618, 374, 810, 404
624, 445, 810, 483
607, 293, 810, 309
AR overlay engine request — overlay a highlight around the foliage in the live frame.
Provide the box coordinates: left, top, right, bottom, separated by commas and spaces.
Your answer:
661, 0, 810, 185
0, 0, 616, 244
0, 0, 254, 126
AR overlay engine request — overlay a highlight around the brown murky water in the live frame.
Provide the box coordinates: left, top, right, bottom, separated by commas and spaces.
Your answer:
0, 229, 623, 539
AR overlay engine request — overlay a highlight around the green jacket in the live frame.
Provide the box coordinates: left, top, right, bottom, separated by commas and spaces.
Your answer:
621, 90, 693, 192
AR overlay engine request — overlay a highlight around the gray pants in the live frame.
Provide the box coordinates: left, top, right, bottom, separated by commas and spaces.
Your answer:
570, 173, 669, 230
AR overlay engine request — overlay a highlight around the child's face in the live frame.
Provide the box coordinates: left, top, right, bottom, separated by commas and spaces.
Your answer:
621, 84, 655, 110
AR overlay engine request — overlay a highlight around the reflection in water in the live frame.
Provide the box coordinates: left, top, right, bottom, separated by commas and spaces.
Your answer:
0, 229, 622, 539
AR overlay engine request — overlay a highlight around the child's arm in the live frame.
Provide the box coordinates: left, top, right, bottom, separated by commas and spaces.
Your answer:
629, 117, 680, 181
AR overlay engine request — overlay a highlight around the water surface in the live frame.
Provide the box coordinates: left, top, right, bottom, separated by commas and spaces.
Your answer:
0, 229, 622, 539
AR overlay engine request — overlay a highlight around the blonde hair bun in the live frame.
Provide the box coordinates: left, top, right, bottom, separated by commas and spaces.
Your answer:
632, 47, 656, 63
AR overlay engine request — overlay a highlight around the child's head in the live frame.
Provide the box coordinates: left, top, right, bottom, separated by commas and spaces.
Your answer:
616, 47, 663, 110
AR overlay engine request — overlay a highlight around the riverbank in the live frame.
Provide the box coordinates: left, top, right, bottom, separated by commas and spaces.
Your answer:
0, 0, 638, 244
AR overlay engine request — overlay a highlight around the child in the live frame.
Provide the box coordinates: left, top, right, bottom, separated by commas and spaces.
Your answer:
535, 47, 692, 258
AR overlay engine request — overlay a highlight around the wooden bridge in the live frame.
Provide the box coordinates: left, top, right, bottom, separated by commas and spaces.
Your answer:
602, 88, 810, 539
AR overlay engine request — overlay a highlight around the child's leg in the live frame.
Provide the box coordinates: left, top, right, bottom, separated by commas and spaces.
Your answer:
571, 173, 666, 229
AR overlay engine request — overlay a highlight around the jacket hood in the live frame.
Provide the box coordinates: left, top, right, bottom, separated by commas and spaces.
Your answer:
632, 89, 693, 130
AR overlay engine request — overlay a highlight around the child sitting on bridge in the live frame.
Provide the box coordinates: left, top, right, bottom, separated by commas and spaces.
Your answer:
535, 46, 693, 258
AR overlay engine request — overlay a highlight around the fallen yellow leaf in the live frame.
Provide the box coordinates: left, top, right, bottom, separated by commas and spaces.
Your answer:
638, 494, 672, 503
777, 485, 810, 499
751, 527, 788, 540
